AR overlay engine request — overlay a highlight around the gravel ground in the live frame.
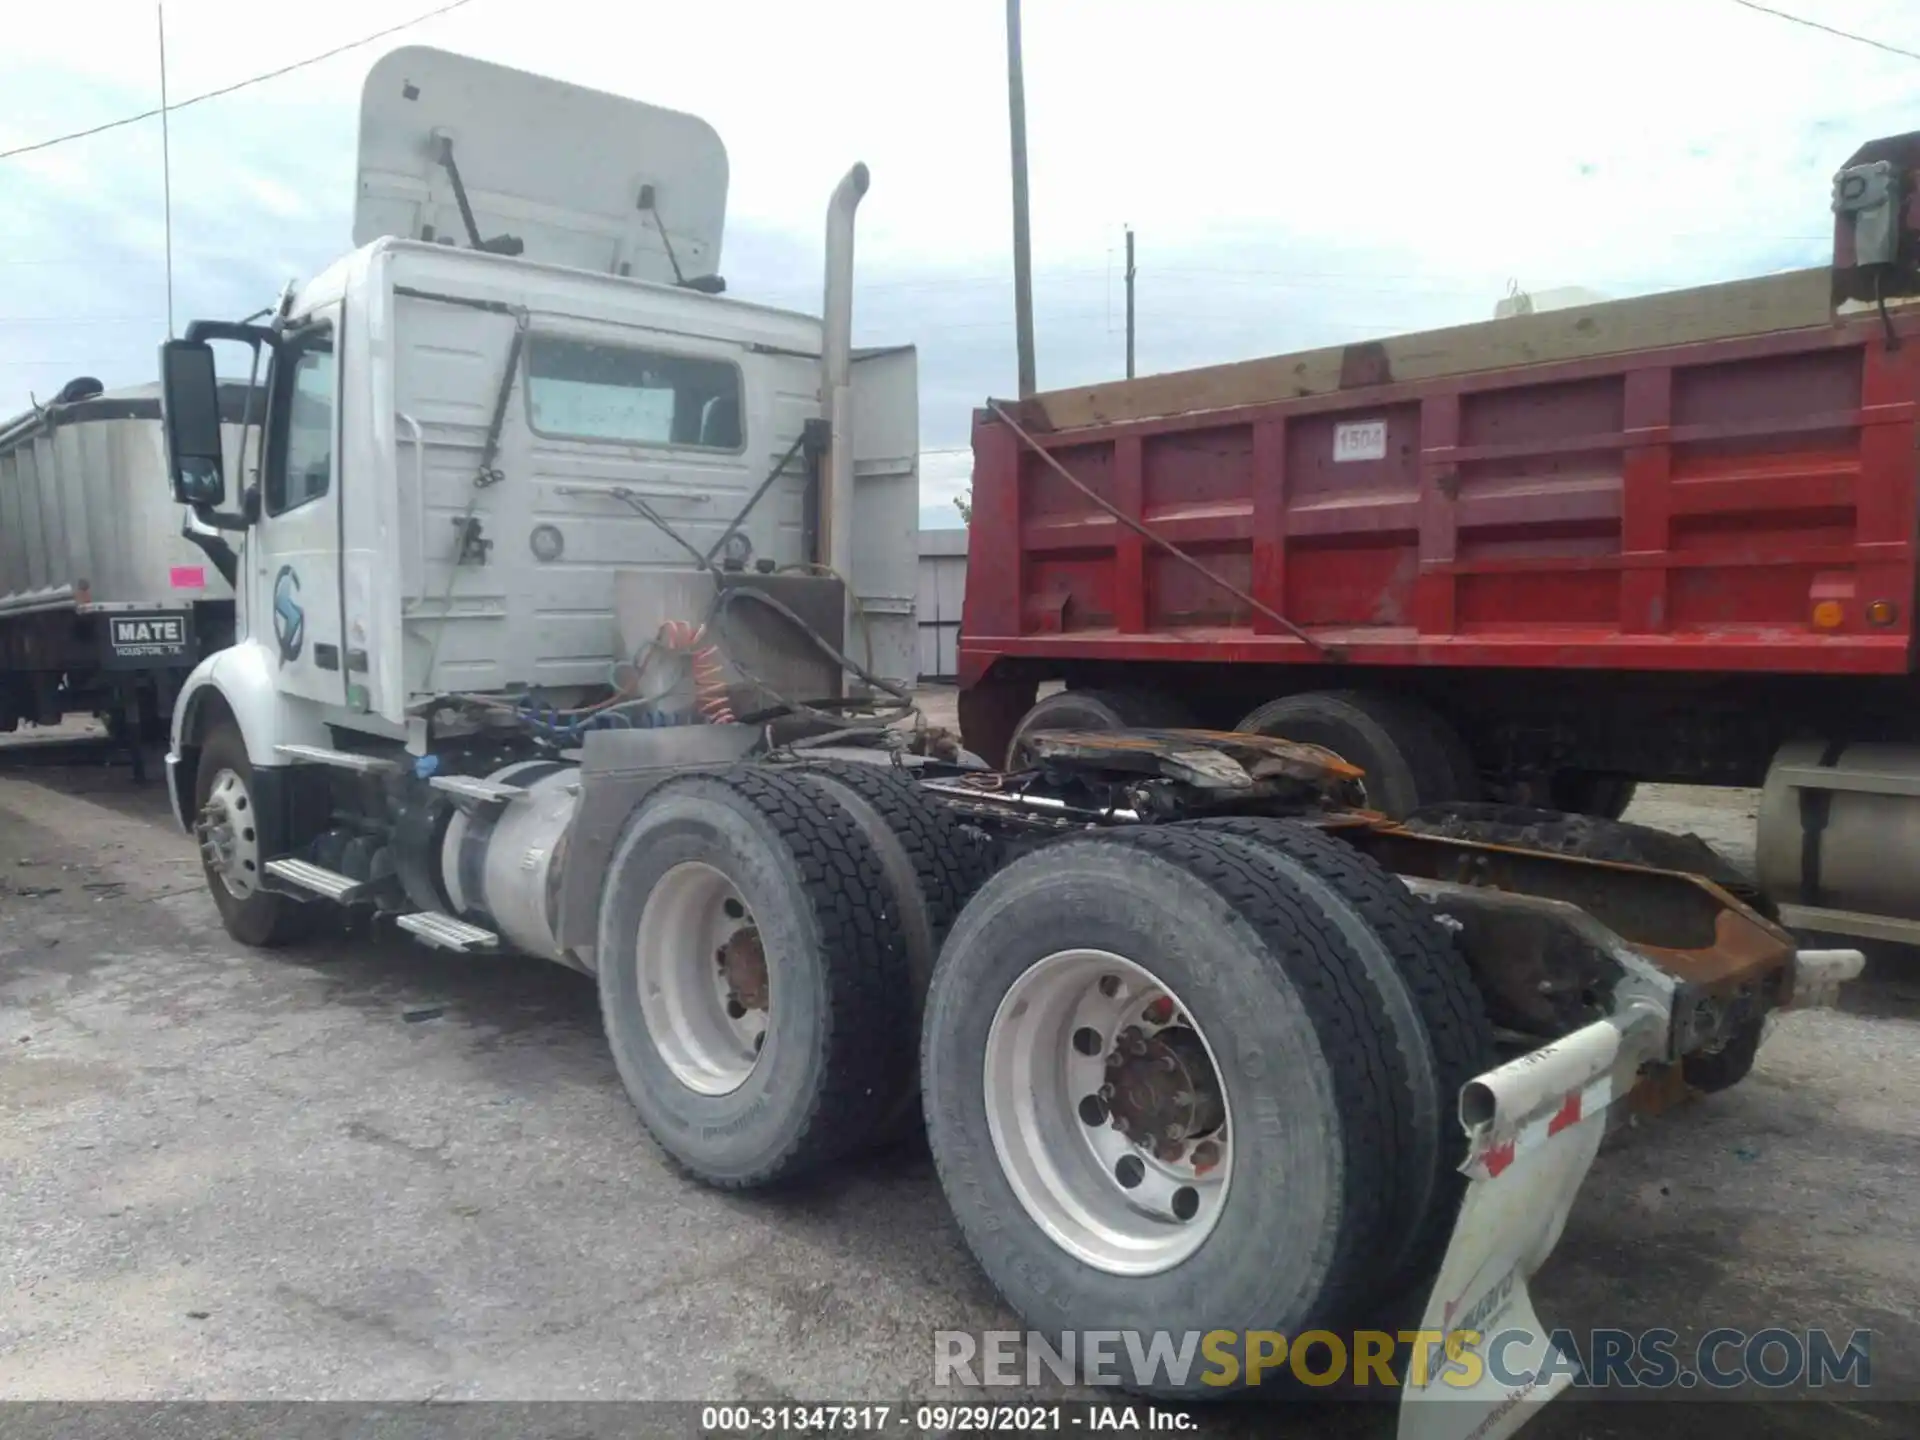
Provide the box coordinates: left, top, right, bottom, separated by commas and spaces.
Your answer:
1, 711, 1916, 1436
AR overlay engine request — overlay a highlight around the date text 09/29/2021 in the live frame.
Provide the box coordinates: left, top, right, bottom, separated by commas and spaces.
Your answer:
701, 1406, 1188, 1433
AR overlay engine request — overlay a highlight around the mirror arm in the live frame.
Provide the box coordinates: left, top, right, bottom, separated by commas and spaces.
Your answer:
191, 501, 251, 534
179, 513, 240, 588
183, 319, 276, 347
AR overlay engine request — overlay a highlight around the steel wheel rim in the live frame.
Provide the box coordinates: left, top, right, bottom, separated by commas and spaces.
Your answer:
983, 948, 1233, 1275
197, 767, 261, 899
636, 861, 768, 1096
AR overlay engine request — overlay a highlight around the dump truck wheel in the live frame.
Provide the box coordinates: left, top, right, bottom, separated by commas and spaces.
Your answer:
1234, 690, 1477, 817
782, 760, 996, 1138
1006, 688, 1195, 769
191, 721, 317, 948
923, 828, 1404, 1385
1184, 817, 1494, 1290
596, 769, 915, 1187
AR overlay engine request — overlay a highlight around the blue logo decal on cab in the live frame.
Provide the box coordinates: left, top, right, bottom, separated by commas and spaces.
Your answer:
272, 565, 304, 665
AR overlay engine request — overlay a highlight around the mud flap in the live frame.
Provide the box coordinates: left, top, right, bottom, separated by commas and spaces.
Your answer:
1397, 1017, 1642, 1440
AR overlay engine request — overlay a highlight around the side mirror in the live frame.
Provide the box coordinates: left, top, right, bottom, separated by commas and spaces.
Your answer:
159, 339, 226, 508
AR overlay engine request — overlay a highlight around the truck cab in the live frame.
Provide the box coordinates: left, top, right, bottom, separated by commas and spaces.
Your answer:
156, 48, 918, 920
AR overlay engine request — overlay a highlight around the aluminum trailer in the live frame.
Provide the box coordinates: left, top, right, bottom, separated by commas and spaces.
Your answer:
0, 378, 252, 763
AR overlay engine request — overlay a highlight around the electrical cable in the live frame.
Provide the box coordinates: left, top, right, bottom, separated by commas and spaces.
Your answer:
1, 0, 479, 162
1727, 0, 1920, 61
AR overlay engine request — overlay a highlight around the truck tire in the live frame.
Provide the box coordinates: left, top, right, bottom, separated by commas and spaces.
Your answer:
192, 721, 317, 948
1549, 771, 1638, 820
1006, 688, 1195, 769
1234, 690, 1477, 818
596, 768, 915, 1187
781, 760, 996, 1137
1182, 817, 1494, 1290
923, 828, 1405, 1384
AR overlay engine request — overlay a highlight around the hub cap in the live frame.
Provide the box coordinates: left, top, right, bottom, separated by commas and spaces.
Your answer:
195, 767, 261, 899
983, 949, 1232, 1275
636, 862, 768, 1095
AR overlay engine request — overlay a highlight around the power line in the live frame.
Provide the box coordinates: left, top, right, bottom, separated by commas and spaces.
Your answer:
0, 0, 477, 162
1727, 0, 1920, 61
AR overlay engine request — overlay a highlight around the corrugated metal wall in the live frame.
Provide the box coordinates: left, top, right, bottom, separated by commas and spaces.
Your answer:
917, 528, 967, 682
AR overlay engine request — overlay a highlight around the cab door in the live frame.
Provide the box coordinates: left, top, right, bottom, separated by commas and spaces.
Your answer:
252, 309, 346, 707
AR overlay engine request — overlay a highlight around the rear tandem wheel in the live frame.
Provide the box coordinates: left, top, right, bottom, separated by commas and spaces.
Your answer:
920, 827, 1417, 1393
595, 768, 917, 1187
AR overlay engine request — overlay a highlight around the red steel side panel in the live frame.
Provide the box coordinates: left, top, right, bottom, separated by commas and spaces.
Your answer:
958, 314, 1920, 686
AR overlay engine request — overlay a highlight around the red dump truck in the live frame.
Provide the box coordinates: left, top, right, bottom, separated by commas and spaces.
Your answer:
958, 129, 1920, 947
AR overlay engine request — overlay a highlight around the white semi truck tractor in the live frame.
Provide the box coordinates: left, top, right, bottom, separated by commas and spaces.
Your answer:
158, 48, 1861, 1440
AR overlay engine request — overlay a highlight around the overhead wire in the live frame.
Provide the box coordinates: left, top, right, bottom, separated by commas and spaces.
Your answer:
1726, 0, 1920, 61
0, 0, 478, 162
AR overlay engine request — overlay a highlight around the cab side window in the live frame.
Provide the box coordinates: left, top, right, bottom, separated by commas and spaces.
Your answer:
266, 333, 335, 515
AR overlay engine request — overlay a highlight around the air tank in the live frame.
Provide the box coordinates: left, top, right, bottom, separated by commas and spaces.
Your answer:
1757, 739, 1920, 944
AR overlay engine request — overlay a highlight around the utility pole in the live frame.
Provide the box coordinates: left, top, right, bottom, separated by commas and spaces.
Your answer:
1006, 0, 1036, 398
157, 2, 175, 338
1124, 225, 1136, 379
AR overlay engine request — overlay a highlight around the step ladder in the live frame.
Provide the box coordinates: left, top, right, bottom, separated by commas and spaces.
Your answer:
396, 911, 499, 953
273, 743, 395, 775
263, 858, 372, 904
428, 773, 527, 814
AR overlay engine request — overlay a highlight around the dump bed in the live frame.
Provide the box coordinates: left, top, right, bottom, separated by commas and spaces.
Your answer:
959, 269, 1920, 683
0, 381, 250, 616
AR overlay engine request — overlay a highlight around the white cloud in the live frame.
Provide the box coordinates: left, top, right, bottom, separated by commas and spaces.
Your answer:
4, 0, 1918, 509
919, 448, 975, 529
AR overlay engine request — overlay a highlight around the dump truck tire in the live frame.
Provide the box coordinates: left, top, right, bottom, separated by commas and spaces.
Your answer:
782, 760, 996, 1138
1234, 690, 1478, 817
596, 769, 914, 1187
1185, 817, 1494, 1290
923, 828, 1405, 1387
1007, 688, 1195, 769
192, 721, 319, 949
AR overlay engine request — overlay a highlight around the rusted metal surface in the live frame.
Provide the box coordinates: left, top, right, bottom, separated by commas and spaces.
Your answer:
1018, 725, 1361, 790
1346, 823, 1786, 962
719, 927, 769, 1014
1353, 822, 1795, 1053
1625, 1062, 1694, 1119
1102, 1021, 1225, 1163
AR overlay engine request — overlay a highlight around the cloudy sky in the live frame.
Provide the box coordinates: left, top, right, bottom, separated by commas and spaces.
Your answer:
3, 0, 1917, 528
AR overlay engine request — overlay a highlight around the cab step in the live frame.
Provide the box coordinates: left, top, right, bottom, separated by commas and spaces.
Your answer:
273, 743, 395, 775
263, 857, 370, 904
396, 911, 499, 953
429, 774, 527, 811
